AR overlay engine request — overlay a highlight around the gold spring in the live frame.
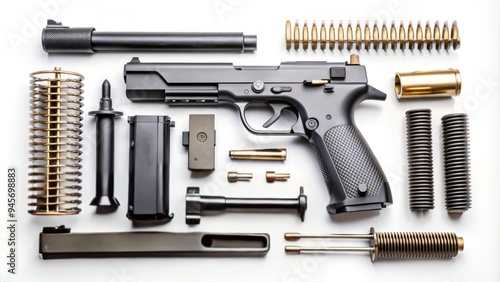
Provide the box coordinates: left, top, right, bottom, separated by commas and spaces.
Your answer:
28, 67, 84, 215
285, 227, 464, 261
286, 20, 460, 51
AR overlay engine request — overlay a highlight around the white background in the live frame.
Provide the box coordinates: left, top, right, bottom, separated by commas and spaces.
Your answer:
1, 0, 499, 281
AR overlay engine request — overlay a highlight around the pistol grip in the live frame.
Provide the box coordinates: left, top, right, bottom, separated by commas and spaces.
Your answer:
310, 124, 392, 215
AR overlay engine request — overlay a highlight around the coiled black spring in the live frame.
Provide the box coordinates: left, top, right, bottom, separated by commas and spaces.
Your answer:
441, 113, 471, 213
405, 109, 434, 211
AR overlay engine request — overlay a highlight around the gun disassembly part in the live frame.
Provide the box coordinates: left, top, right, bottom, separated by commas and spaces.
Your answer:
182, 114, 216, 170
285, 227, 464, 261
39, 226, 270, 259
266, 171, 290, 182
29, 67, 84, 215
89, 80, 122, 209
42, 19, 257, 53
228, 171, 253, 182
395, 69, 461, 99
405, 109, 434, 211
442, 113, 471, 214
185, 187, 307, 224
229, 148, 287, 161
124, 56, 392, 216
127, 116, 174, 222
286, 20, 459, 51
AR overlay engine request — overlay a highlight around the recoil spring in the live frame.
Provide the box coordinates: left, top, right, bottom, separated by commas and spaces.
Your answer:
29, 67, 84, 215
285, 227, 464, 261
441, 114, 471, 214
405, 109, 434, 211
286, 20, 460, 51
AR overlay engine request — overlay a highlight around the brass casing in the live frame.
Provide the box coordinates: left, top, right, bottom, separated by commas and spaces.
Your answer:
229, 148, 287, 161
395, 69, 461, 99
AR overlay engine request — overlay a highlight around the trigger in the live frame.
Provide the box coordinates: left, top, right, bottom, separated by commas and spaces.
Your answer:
263, 104, 288, 128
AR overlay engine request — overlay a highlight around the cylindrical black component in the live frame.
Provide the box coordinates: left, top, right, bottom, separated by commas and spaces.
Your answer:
405, 109, 434, 211
91, 32, 257, 52
89, 80, 123, 209
127, 115, 175, 222
185, 187, 307, 225
42, 20, 257, 53
225, 198, 301, 210
441, 113, 471, 213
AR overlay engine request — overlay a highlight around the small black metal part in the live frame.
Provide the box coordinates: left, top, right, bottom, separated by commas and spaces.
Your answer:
89, 80, 122, 210
185, 186, 307, 225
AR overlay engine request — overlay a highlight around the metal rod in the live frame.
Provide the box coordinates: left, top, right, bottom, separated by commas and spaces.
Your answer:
285, 246, 374, 254
285, 233, 373, 241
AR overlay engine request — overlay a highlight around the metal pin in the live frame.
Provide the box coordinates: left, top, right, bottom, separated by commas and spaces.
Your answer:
266, 171, 290, 182
228, 171, 253, 182
229, 148, 287, 161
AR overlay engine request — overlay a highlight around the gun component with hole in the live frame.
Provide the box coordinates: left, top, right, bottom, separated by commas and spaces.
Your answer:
39, 225, 270, 259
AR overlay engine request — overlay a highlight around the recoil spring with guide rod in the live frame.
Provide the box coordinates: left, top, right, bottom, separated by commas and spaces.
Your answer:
28, 67, 84, 215
286, 20, 460, 51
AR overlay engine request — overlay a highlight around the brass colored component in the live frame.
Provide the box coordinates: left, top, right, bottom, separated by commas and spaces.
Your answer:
29, 67, 84, 215
349, 54, 360, 65
372, 22, 380, 50
390, 21, 397, 50
364, 23, 371, 50
399, 23, 406, 50
285, 20, 460, 51
346, 21, 353, 50
229, 148, 287, 161
381, 22, 388, 50
227, 171, 253, 182
328, 21, 335, 50
451, 20, 460, 49
305, 79, 329, 85
416, 21, 424, 50
395, 69, 461, 99
266, 171, 291, 183
337, 21, 344, 50
302, 21, 309, 50
433, 21, 441, 51
285, 20, 291, 49
311, 21, 318, 50
294, 21, 300, 50
407, 22, 415, 50
442, 21, 450, 50
284, 228, 464, 261
355, 21, 362, 50
425, 21, 432, 50
320, 21, 327, 50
